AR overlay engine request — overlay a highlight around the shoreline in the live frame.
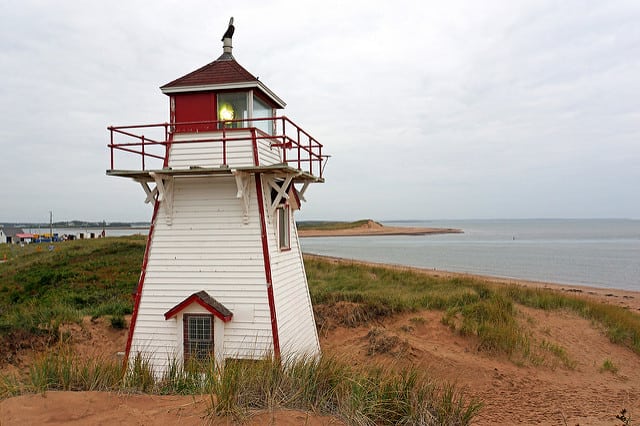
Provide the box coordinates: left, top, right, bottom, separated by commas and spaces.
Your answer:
303, 253, 640, 312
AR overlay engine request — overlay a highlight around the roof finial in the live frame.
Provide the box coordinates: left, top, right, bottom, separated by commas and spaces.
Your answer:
219, 16, 236, 59
221, 17, 235, 41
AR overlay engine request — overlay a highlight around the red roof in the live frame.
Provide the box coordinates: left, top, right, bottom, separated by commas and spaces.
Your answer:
161, 56, 257, 89
160, 53, 286, 107
164, 290, 233, 322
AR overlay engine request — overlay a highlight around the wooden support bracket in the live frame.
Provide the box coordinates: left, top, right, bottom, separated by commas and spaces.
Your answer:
266, 175, 294, 218
233, 170, 251, 224
296, 182, 310, 203
149, 172, 174, 225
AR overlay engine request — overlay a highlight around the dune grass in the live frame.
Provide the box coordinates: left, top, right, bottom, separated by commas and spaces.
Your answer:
0, 347, 482, 425
305, 257, 640, 360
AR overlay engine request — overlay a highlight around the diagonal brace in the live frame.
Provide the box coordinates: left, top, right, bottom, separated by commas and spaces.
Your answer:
233, 170, 252, 224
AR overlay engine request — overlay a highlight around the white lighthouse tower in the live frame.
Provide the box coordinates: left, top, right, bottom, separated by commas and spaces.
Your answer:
107, 20, 326, 374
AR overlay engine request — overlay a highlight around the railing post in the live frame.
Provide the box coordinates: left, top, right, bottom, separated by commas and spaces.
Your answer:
308, 137, 313, 176
281, 135, 287, 164
141, 135, 146, 170
109, 127, 114, 170
222, 126, 227, 166
279, 117, 287, 166
297, 128, 302, 171
251, 128, 259, 166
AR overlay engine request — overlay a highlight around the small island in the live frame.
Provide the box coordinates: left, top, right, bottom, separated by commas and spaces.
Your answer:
297, 219, 462, 237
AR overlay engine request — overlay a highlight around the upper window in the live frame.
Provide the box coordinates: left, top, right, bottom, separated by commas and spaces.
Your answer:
184, 314, 213, 363
253, 96, 274, 135
217, 92, 248, 128
276, 206, 290, 250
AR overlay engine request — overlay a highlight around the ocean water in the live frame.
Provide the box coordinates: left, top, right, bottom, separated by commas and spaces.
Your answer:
299, 219, 640, 292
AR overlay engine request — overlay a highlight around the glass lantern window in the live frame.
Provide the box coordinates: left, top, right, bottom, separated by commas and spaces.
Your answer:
253, 96, 274, 135
217, 92, 248, 128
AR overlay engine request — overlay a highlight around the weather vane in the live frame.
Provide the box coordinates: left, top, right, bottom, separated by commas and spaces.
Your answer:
221, 17, 234, 41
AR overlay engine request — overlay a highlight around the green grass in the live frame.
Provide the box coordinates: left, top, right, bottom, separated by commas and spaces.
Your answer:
600, 358, 618, 374
0, 237, 144, 347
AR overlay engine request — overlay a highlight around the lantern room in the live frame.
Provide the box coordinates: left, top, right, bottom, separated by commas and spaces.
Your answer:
161, 41, 286, 135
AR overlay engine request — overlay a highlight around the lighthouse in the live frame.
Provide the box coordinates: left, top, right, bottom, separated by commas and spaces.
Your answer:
107, 20, 326, 374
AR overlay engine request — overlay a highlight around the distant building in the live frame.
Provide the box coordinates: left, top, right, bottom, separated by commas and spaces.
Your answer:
0, 226, 25, 244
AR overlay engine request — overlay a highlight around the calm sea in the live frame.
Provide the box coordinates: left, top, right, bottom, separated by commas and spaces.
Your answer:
299, 219, 640, 292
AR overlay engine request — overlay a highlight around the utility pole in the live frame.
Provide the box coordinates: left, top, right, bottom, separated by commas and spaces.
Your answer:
49, 211, 53, 241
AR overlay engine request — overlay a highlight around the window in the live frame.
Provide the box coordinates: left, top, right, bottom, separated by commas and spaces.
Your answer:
277, 206, 290, 250
252, 96, 274, 135
183, 314, 213, 363
217, 92, 248, 128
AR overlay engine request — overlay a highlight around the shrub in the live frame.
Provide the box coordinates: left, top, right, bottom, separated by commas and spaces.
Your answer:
110, 315, 126, 329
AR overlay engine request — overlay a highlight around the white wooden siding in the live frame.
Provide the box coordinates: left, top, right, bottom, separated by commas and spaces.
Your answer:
263, 181, 321, 358
168, 131, 283, 169
130, 170, 320, 376
129, 175, 274, 372
256, 135, 282, 166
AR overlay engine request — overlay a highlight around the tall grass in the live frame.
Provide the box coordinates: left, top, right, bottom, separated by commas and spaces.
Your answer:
27, 345, 122, 393
0, 348, 482, 425
211, 355, 481, 425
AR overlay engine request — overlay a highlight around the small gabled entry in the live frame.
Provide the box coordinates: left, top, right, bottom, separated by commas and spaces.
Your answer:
165, 291, 233, 364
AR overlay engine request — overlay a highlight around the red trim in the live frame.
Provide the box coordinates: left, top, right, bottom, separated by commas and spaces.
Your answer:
251, 128, 259, 166
163, 124, 173, 168
124, 199, 160, 362
290, 186, 301, 211
255, 173, 280, 358
164, 294, 232, 322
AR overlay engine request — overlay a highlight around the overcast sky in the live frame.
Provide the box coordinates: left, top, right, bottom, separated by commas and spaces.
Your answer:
1, 0, 639, 223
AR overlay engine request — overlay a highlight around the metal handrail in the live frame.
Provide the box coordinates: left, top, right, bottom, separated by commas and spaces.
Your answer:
107, 116, 325, 178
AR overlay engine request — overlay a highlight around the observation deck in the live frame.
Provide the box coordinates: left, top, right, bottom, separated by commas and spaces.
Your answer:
107, 116, 327, 184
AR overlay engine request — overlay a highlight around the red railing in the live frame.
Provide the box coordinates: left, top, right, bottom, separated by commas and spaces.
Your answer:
107, 116, 327, 179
